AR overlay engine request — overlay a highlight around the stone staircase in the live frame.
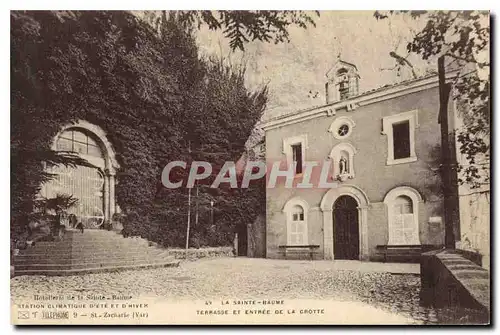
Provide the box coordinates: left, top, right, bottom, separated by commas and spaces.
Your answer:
13, 229, 180, 276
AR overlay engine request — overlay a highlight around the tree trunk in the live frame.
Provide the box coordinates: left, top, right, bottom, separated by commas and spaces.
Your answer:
438, 56, 460, 249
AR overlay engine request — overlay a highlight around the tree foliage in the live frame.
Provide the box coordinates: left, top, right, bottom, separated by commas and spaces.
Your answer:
144, 10, 318, 51
11, 10, 268, 246
374, 10, 490, 188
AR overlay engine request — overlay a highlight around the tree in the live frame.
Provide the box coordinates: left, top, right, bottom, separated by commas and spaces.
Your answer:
143, 10, 318, 51
374, 10, 490, 189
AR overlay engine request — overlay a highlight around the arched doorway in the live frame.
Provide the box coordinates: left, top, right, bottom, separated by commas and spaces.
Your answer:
320, 184, 369, 260
41, 121, 120, 228
333, 195, 359, 260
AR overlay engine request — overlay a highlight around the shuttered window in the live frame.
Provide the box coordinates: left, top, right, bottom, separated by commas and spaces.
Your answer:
289, 205, 307, 245
391, 196, 418, 245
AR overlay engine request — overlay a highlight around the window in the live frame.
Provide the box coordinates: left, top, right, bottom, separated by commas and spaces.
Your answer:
384, 186, 422, 245
391, 196, 416, 245
291, 144, 303, 174
283, 197, 309, 246
289, 205, 307, 245
57, 129, 103, 158
283, 135, 307, 176
338, 124, 350, 137
339, 85, 349, 100
337, 68, 349, 100
382, 110, 419, 165
393, 121, 410, 159
329, 116, 355, 140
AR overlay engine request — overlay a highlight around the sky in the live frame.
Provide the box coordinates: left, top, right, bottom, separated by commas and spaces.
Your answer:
195, 11, 434, 120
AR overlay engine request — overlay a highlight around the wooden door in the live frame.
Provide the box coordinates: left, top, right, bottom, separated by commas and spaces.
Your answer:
333, 195, 359, 260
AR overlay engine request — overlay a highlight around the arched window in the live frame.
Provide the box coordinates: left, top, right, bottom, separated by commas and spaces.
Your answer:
283, 198, 309, 246
56, 129, 103, 158
392, 196, 415, 245
384, 187, 422, 245
289, 205, 306, 245
42, 121, 120, 229
51, 129, 107, 228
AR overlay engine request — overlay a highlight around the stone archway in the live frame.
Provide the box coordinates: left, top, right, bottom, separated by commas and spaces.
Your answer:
42, 120, 120, 227
320, 184, 370, 260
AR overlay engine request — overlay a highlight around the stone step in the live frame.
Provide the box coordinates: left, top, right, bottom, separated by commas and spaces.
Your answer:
14, 260, 181, 276
15, 253, 163, 263
14, 250, 169, 264
68, 251, 173, 265
31, 236, 148, 246
64, 242, 143, 247
13, 230, 180, 276
15, 247, 167, 257
26, 237, 149, 246
33, 234, 149, 245
18, 248, 153, 257
71, 233, 147, 240
16, 251, 171, 263
70, 235, 149, 241
18, 247, 168, 258
20, 243, 155, 254
15, 256, 176, 271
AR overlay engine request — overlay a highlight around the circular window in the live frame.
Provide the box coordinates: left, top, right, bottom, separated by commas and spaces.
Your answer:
338, 124, 350, 137
329, 116, 355, 140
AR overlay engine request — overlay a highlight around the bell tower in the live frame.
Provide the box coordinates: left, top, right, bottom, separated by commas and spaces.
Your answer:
325, 58, 360, 104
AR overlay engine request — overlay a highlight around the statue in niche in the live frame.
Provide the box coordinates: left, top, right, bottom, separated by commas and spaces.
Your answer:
339, 156, 348, 175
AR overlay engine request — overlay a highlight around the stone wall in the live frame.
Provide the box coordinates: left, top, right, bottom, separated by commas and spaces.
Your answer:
247, 214, 266, 258
167, 247, 234, 260
420, 249, 490, 323
457, 191, 490, 270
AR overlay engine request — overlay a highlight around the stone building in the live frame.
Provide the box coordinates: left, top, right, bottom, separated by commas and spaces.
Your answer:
261, 59, 462, 261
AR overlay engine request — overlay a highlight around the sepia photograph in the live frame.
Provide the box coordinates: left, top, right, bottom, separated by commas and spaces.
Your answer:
9, 8, 490, 325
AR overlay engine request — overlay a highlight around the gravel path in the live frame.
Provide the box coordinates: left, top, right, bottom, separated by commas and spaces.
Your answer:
10, 257, 482, 324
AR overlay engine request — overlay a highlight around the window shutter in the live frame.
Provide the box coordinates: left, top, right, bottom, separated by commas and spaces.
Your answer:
403, 214, 417, 244
392, 214, 405, 245
402, 214, 414, 229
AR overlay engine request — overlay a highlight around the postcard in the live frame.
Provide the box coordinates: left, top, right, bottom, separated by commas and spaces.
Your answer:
10, 10, 490, 325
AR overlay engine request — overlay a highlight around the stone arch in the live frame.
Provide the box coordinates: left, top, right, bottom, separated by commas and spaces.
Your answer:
383, 186, 423, 245
282, 197, 310, 246
320, 184, 369, 211
282, 196, 310, 213
383, 186, 423, 205
320, 184, 370, 260
51, 120, 120, 173
47, 120, 120, 225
